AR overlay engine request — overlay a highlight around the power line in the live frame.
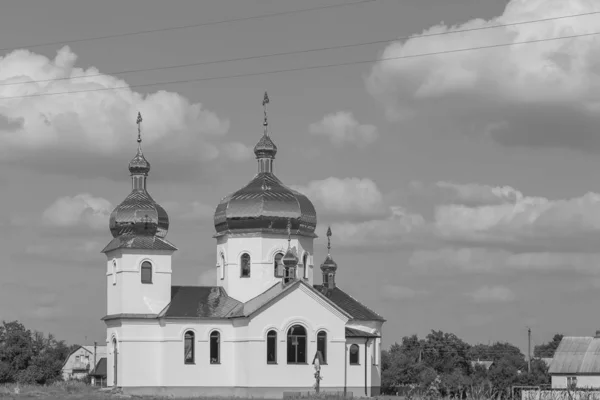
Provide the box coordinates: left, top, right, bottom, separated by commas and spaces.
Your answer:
1, 30, 598, 101
0, 0, 375, 54
2, 9, 599, 88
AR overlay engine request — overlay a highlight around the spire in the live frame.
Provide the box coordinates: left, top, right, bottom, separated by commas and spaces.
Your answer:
321, 226, 337, 290
129, 112, 151, 188
254, 92, 277, 173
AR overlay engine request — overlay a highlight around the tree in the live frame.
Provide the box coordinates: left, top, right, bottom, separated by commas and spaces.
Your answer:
534, 334, 563, 358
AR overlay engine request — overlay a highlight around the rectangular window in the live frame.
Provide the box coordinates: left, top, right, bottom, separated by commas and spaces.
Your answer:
317, 332, 327, 364
184, 332, 195, 364
141, 262, 152, 284
267, 332, 277, 364
349, 344, 360, 365
210, 332, 220, 364
567, 376, 577, 389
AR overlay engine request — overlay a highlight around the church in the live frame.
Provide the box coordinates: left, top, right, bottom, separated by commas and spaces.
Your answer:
101, 94, 385, 398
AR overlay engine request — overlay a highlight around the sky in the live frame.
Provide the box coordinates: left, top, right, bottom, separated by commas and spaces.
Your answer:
1, 0, 599, 354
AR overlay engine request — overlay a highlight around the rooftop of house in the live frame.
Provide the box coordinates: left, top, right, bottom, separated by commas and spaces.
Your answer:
548, 333, 600, 374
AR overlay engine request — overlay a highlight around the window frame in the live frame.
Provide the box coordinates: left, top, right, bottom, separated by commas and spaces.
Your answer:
349, 344, 360, 365
184, 331, 195, 365
210, 331, 220, 364
316, 330, 327, 364
287, 325, 307, 364
267, 330, 277, 364
240, 253, 251, 278
141, 261, 153, 284
112, 260, 117, 285
274, 253, 284, 278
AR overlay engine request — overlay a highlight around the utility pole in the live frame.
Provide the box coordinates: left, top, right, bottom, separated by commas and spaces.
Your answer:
527, 327, 531, 374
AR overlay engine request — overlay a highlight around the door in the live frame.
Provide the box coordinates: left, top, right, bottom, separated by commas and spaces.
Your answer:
113, 338, 118, 387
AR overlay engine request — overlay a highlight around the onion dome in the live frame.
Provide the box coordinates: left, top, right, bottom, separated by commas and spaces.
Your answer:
320, 227, 337, 273
254, 133, 277, 159
213, 92, 317, 238
108, 112, 170, 239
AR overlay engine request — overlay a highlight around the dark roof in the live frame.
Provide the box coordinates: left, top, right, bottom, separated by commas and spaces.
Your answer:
313, 285, 385, 321
101, 313, 158, 321
90, 358, 107, 377
159, 286, 242, 319
345, 327, 380, 338
101, 234, 177, 253
548, 337, 600, 374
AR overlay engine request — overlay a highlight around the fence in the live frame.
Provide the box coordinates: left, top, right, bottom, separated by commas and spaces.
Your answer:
522, 389, 600, 400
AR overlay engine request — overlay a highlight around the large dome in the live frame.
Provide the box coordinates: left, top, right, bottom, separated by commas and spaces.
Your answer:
109, 190, 169, 238
213, 172, 317, 237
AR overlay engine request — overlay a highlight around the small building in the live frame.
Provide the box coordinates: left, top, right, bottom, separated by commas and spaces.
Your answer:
90, 358, 107, 387
548, 332, 600, 389
61, 345, 107, 381
471, 359, 494, 370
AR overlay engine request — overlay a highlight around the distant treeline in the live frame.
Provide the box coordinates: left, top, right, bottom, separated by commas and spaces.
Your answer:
0, 320, 77, 384
381, 331, 563, 398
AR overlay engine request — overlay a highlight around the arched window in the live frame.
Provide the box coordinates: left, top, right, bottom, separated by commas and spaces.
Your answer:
184, 331, 194, 364
287, 325, 307, 364
220, 254, 226, 280
302, 253, 308, 279
112, 260, 117, 285
317, 331, 327, 364
274, 253, 284, 277
210, 331, 220, 364
141, 261, 152, 284
349, 344, 360, 365
267, 330, 277, 364
240, 253, 251, 278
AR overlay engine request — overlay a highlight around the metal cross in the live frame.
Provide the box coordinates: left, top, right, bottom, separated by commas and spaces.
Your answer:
136, 112, 143, 143
262, 92, 270, 135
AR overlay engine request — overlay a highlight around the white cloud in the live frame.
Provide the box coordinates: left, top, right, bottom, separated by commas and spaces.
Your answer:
309, 112, 378, 148
381, 284, 427, 300
0, 46, 244, 174
42, 193, 112, 231
467, 285, 515, 303
198, 269, 216, 286
219, 142, 253, 162
366, 0, 600, 150
292, 177, 386, 217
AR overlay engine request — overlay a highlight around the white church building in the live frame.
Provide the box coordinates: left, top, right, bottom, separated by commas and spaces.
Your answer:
101, 96, 385, 398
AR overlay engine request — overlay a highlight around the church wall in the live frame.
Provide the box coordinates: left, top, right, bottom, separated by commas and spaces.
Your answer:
105, 250, 173, 315
346, 321, 383, 396
242, 284, 348, 389
215, 235, 315, 302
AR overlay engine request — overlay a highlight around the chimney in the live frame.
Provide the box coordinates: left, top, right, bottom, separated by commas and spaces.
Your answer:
595, 330, 600, 338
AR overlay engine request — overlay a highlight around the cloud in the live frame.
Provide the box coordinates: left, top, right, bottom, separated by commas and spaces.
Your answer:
42, 193, 112, 231
219, 142, 253, 162
309, 112, 378, 148
366, 0, 600, 151
381, 284, 427, 300
467, 285, 515, 303
0, 46, 247, 176
181, 201, 215, 221
292, 177, 387, 218
198, 269, 216, 286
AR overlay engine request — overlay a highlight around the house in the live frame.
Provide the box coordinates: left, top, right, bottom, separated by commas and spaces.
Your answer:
548, 331, 600, 389
90, 358, 107, 387
61, 345, 107, 381
471, 359, 494, 370
101, 101, 385, 398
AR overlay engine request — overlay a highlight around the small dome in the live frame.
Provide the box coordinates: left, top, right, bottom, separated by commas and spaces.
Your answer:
254, 134, 277, 159
213, 173, 317, 237
129, 145, 151, 175
283, 247, 298, 267
320, 255, 337, 272
109, 190, 169, 238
